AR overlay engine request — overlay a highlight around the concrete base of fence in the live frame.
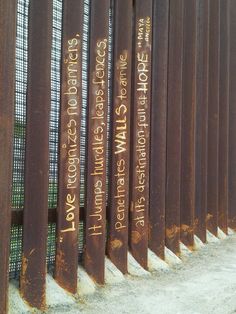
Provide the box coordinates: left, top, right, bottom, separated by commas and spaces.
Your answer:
9, 275, 76, 314
194, 235, 205, 250
77, 266, 96, 296
206, 230, 220, 243
105, 257, 125, 285
9, 281, 32, 314
127, 253, 151, 277
148, 249, 170, 273
9, 231, 233, 313
46, 275, 76, 309
217, 228, 227, 240
164, 247, 182, 266
179, 242, 192, 258
228, 228, 236, 235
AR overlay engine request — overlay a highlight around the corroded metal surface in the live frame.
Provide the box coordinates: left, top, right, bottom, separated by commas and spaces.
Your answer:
149, 0, 169, 260
130, 0, 153, 270
0, 0, 17, 313
207, 0, 220, 237
195, 0, 209, 244
107, 0, 132, 274
218, 0, 230, 235
180, 0, 197, 249
165, 0, 184, 255
229, 0, 236, 231
84, 0, 110, 285
4, 1, 235, 306
54, 0, 83, 294
20, 0, 52, 310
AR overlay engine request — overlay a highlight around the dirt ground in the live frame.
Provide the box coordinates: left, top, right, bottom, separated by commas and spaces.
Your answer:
51, 232, 236, 314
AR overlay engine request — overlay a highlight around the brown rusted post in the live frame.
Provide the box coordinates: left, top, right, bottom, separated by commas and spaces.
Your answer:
20, 0, 52, 310
165, 0, 184, 255
84, 0, 110, 285
207, 0, 220, 237
195, 0, 209, 244
107, 0, 132, 274
149, 0, 169, 260
130, 0, 153, 270
54, 0, 83, 294
0, 0, 16, 312
180, 0, 197, 249
229, 0, 236, 230
218, 0, 230, 235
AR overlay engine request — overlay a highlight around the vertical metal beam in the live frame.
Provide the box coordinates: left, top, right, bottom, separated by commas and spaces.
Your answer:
229, 0, 236, 230
84, 0, 110, 285
207, 0, 220, 236
130, 0, 153, 270
180, 0, 197, 249
54, 0, 83, 294
107, 0, 132, 274
219, 0, 230, 235
0, 0, 16, 312
165, 0, 184, 255
20, 0, 52, 310
149, 0, 169, 260
195, 0, 209, 244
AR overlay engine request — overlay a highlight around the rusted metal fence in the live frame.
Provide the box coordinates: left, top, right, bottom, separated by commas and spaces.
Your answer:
0, 0, 234, 312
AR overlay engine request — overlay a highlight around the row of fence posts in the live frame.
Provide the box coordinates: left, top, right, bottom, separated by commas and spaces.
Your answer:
0, 0, 235, 312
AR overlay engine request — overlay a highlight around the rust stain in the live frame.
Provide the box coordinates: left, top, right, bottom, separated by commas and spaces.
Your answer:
193, 218, 200, 234
56, 249, 66, 272
165, 225, 180, 239
131, 231, 142, 244
20, 254, 47, 310
130, 201, 134, 212
181, 224, 189, 232
180, 224, 193, 234
188, 245, 195, 252
110, 239, 123, 250
85, 251, 93, 265
22, 288, 47, 312
206, 213, 213, 222
21, 255, 28, 278
41, 286, 47, 311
